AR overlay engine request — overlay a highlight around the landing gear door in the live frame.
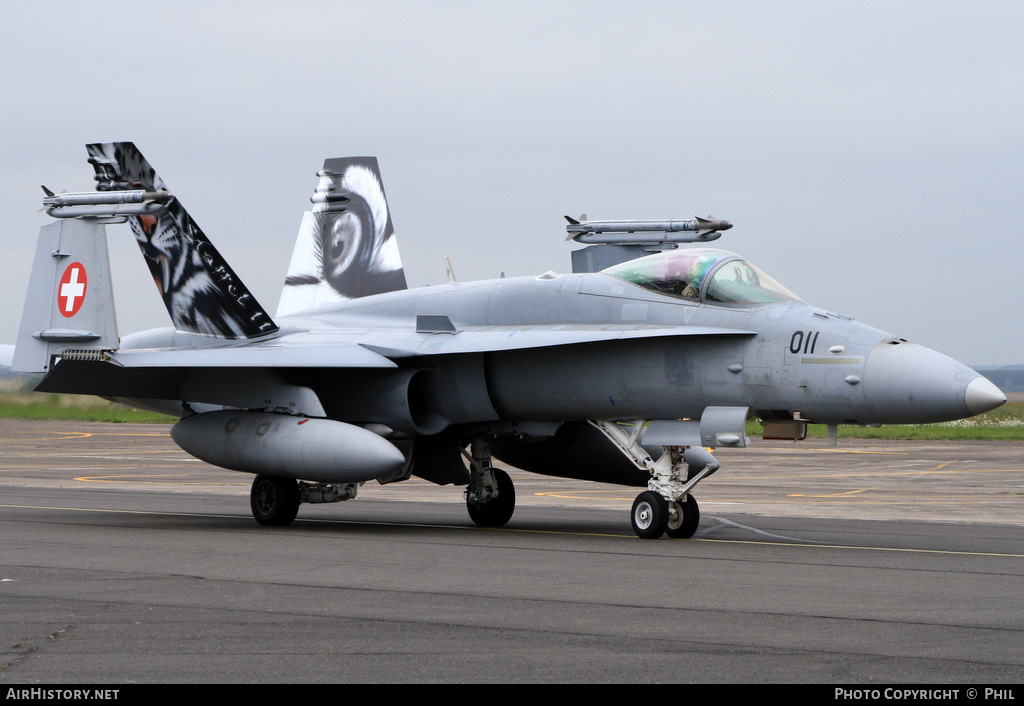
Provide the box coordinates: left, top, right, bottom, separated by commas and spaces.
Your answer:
699, 406, 749, 448
638, 405, 749, 449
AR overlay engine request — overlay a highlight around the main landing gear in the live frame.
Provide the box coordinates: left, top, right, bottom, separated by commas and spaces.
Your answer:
590, 420, 720, 540
250, 475, 300, 526
250, 475, 359, 527
463, 439, 516, 527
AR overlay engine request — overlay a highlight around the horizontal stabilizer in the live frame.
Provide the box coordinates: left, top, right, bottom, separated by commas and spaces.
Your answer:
109, 342, 397, 369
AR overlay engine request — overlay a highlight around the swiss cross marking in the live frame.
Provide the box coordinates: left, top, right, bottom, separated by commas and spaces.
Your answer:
58, 262, 88, 318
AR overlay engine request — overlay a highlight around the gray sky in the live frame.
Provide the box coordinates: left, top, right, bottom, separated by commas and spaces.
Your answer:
2, 1, 1021, 365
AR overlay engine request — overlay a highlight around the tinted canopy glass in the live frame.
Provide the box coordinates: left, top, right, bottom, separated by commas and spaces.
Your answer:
603, 249, 801, 304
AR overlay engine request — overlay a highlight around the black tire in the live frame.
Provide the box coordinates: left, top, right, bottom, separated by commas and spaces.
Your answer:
631, 491, 668, 539
467, 469, 516, 527
250, 475, 300, 527
665, 494, 700, 539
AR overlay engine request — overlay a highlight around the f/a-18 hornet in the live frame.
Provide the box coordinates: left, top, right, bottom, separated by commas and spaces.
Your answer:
14, 143, 1006, 538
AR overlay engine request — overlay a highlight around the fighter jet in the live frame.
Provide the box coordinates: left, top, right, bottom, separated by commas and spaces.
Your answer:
13, 143, 1006, 539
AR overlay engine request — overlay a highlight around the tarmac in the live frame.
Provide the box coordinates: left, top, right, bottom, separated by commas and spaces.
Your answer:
0, 418, 1020, 526
0, 419, 1022, 684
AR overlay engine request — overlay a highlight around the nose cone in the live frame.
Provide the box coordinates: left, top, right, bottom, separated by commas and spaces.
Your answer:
862, 341, 1005, 424
964, 376, 1007, 415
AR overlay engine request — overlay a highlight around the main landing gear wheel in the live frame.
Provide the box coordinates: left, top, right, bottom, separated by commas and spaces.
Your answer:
666, 495, 700, 539
250, 475, 300, 527
631, 491, 669, 539
467, 468, 516, 527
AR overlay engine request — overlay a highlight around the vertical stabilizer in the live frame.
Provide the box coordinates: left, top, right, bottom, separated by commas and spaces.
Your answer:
277, 157, 406, 317
13, 219, 118, 374
85, 142, 277, 339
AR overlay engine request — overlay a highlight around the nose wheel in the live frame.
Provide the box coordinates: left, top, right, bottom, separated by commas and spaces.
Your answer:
631, 491, 700, 539
666, 494, 700, 539
631, 491, 668, 539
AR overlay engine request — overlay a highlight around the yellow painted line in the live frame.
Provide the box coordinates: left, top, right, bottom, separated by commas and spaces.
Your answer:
69, 431, 170, 438
534, 490, 639, 500
1, 503, 1022, 557
688, 537, 1024, 559
725, 467, 1024, 481
749, 446, 908, 455
780, 497, 1022, 504
790, 489, 876, 498
7, 431, 94, 441
73, 474, 241, 484
0, 452, 192, 460
0, 503, 237, 520
6, 430, 171, 442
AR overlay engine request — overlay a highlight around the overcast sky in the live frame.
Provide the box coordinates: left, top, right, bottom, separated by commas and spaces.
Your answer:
2, 1, 1021, 365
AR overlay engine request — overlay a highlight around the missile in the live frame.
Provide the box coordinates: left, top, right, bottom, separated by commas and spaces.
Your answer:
308, 170, 356, 213
565, 215, 732, 243
309, 191, 352, 204
171, 411, 407, 483
41, 187, 173, 219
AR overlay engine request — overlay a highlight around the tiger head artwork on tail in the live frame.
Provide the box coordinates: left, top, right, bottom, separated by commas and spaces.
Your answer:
86, 142, 278, 339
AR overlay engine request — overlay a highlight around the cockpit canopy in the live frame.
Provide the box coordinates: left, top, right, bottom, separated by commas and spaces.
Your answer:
602, 248, 801, 304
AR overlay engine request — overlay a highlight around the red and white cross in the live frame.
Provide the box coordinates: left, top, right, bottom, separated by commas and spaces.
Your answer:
57, 262, 88, 318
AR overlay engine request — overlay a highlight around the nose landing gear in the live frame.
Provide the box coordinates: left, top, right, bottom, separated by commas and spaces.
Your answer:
629, 486, 703, 540
590, 413, 743, 539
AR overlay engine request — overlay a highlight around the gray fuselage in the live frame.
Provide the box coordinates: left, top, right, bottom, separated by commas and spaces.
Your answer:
117, 261, 998, 431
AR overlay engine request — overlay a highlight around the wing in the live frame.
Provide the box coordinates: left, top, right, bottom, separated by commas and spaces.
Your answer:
358, 323, 755, 358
